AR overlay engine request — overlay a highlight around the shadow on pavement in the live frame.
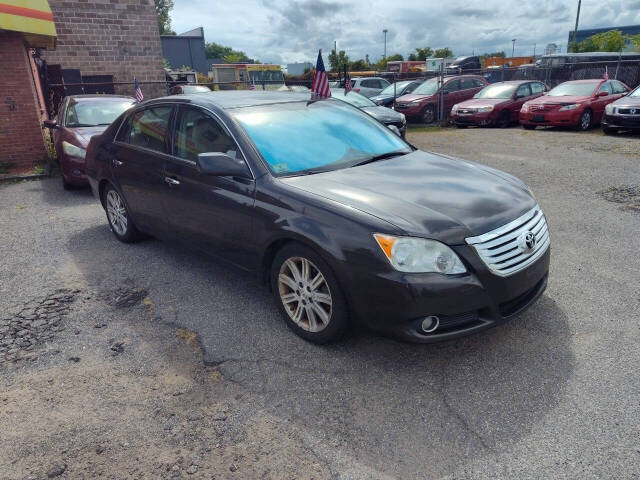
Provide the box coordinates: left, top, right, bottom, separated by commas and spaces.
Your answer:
68, 218, 574, 478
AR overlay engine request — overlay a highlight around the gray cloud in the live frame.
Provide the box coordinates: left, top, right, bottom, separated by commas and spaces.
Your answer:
171, 0, 639, 64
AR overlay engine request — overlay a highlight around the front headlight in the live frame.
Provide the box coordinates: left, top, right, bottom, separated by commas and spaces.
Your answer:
559, 103, 580, 111
521, 103, 530, 112
400, 113, 406, 125
62, 141, 86, 159
605, 103, 615, 115
477, 106, 494, 112
373, 234, 467, 274
451, 104, 459, 111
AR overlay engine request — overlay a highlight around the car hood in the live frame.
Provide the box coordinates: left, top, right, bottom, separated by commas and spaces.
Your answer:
396, 93, 435, 103
457, 98, 509, 108
361, 106, 404, 123
611, 96, 640, 107
280, 150, 536, 244
70, 126, 109, 147
528, 95, 589, 105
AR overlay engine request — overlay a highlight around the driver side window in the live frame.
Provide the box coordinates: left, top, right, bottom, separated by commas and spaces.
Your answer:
443, 80, 459, 93
173, 107, 241, 162
516, 84, 531, 98
598, 82, 613, 94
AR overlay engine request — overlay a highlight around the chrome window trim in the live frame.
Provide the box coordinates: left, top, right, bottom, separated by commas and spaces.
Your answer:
113, 102, 255, 180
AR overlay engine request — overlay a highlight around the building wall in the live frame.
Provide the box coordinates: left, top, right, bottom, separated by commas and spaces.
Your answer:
43, 0, 166, 98
161, 28, 209, 73
0, 33, 48, 167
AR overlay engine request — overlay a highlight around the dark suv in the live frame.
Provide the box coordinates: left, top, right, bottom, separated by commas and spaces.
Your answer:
394, 75, 488, 123
445, 56, 482, 74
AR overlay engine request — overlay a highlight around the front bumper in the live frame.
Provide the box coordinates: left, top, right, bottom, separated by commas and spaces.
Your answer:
520, 109, 582, 127
342, 246, 550, 343
601, 113, 640, 130
394, 103, 424, 117
60, 154, 89, 186
451, 111, 496, 126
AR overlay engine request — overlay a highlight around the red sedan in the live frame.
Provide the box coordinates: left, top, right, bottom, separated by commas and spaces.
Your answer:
519, 79, 630, 131
43, 95, 135, 189
394, 75, 487, 124
451, 80, 547, 128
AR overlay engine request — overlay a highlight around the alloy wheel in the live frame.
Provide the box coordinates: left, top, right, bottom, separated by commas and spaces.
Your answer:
580, 111, 591, 130
422, 106, 435, 124
277, 257, 332, 333
106, 189, 128, 236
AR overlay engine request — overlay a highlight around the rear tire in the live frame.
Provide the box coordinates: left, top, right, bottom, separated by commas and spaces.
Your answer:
102, 183, 143, 243
522, 124, 536, 130
62, 176, 73, 190
271, 243, 348, 344
578, 109, 592, 131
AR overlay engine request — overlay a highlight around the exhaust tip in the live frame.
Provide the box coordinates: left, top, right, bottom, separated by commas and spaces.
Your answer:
421, 315, 440, 333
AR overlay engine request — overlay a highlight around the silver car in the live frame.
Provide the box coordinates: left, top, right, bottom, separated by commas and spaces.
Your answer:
350, 77, 391, 97
331, 88, 406, 137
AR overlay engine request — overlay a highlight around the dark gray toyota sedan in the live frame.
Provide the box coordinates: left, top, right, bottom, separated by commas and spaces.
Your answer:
86, 91, 550, 344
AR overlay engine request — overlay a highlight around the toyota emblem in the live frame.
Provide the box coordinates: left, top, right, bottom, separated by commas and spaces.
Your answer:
519, 231, 537, 253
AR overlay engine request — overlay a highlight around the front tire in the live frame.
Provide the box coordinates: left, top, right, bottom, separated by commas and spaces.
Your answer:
602, 126, 618, 135
578, 109, 592, 131
522, 124, 536, 130
271, 243, 348, 344
496, 110, 510, 128
421, 105, 436, 124
103, 184, 143, 243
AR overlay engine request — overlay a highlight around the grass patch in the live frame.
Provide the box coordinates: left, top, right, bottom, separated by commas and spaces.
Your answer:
176, 328, 200, 350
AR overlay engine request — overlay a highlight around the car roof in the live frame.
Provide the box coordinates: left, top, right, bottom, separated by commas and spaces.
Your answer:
353, 77, 387, 80
144, 90, 313, 110
65, 94, 135, 102
560, 79, 605, 84
488, 80, 540, 85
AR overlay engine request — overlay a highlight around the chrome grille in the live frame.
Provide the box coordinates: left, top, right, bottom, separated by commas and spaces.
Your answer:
466, 206, 550, 277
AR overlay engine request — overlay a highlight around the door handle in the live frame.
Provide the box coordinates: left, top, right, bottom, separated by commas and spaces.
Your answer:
112, 159, 123, 167
164, 176, 180, 186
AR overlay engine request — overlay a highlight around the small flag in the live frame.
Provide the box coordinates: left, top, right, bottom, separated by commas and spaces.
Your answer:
344, 64, 352, 94
134, 78, 144, 102
604, 66, 609, 80
311, 49, 331, 98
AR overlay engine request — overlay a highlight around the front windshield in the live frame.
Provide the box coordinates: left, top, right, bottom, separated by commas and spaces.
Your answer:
379, 81, 412, 96
232, 100, 410, 176
474, 84, 517, 99
65, 99, 134, 127
182, 85, 211, 93
331, 90, 376, 107
413, 78, 439, 95
548, 82, 599, 97
629, 86, 640, 98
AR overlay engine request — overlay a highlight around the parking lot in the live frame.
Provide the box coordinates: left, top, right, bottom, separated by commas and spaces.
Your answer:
1, 126, 639, 479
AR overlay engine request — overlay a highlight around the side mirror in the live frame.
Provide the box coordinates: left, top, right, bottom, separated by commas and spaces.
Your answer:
42, 120, 59, 129
196, 152, 251, 178
597, 91, 609, 97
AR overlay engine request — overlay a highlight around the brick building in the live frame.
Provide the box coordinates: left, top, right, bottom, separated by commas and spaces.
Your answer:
0, 0, 165, 170
43, 0, 165, 100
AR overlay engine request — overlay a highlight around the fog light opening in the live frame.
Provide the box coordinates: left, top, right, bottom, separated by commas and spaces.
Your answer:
421, 315, 440, 333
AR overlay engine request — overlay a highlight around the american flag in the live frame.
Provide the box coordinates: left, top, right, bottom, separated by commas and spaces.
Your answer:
343, 64, 352, 94
134, 78, 144, 102
311, 49, 331, 98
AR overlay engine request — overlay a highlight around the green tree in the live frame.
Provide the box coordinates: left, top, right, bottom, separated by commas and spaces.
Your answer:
433, 47, 453, 58
154, 0, 175, 35
485, 51, 506, 57
570, 30, 627, 53
631, 34, 640, 51
349, 59, 368, 71
328, 50, 350, 72
374, 53, 403, 71
412, 47, 434, 61
205, 42, 251, 62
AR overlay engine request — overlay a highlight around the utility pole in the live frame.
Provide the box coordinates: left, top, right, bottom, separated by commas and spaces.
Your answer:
571, 0, 582, 48
533, 43, 536, 57
383, 29, 388, 59
511, 39, 516, 57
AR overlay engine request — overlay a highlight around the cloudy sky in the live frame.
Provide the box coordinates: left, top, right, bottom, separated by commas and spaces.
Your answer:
171, 0, 640, 64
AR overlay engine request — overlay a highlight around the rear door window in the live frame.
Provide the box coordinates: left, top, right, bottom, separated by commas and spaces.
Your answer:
612, 81, 628, 94
124, 106, 173, 153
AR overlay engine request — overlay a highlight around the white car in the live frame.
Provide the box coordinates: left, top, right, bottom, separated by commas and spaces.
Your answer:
349, 77, 391, 97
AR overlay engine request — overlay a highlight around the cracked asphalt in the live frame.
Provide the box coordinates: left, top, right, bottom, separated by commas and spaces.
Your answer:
1, 126, 639, 479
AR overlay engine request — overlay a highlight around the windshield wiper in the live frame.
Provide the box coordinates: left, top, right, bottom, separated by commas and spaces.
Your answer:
350, 150, 408, 168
